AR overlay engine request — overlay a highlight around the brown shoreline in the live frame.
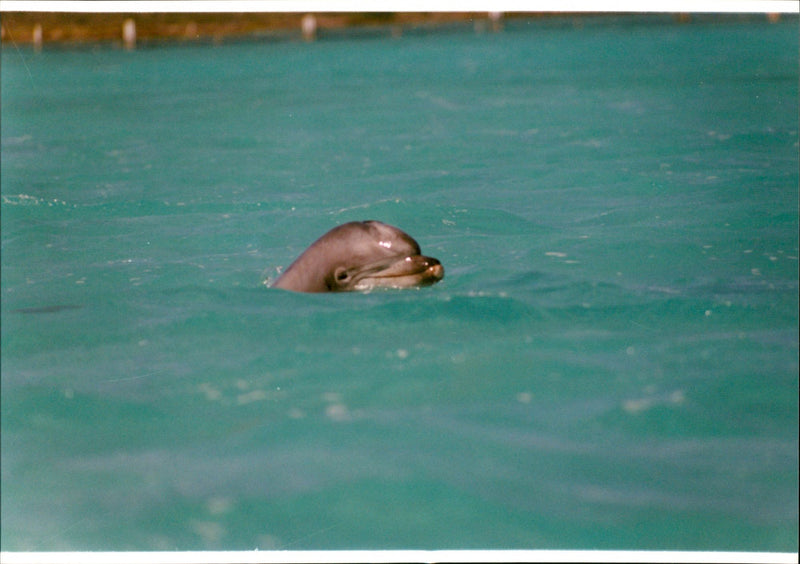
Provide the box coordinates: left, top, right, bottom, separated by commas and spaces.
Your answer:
1, 12, 788, 47
1, 12, 516, 45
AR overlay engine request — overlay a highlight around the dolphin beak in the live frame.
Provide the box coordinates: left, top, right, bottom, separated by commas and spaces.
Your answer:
384, 255, 442, 278
410, 256, 444, 285
425, 259, 445, 283
355, 255, 444, 289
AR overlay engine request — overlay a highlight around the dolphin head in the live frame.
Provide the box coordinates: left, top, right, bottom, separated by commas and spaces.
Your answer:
272, 221, 444, 293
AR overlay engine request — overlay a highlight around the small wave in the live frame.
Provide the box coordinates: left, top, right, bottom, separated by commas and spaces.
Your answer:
12, 304, 83, 314
1, 194, 72, 207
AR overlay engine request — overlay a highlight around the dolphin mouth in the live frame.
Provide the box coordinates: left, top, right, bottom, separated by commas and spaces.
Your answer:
354, 255, 444, 289
418, 260, 445, 284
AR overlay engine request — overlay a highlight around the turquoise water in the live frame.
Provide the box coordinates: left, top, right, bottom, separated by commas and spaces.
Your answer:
1, 15, 798, 552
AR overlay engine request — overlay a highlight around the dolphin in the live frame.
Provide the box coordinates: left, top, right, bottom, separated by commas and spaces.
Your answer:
271, 220, 444, 293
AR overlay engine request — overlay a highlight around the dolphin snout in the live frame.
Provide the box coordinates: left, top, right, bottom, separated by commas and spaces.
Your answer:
420, 256, 444, 282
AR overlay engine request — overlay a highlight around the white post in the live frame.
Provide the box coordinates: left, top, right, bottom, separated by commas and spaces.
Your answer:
489, 12, 504, 32
301, 14, 317, 41
122, 18, 136, 50
32, 23, 43, 52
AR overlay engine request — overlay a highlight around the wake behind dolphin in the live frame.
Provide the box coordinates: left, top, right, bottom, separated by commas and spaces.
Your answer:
271, 221, 444, 293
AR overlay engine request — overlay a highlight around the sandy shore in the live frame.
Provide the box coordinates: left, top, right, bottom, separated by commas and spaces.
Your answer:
2, 11, 788, 48
1, 12, 517, 46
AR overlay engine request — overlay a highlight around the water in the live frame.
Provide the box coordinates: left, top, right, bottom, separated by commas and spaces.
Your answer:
1, 15, 798, 552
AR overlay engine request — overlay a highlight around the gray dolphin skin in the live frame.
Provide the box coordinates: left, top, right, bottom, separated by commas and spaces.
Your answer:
271, 220, 444, 293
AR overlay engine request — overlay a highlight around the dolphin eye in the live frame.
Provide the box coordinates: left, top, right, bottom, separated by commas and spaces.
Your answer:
335, 268, 350, 282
